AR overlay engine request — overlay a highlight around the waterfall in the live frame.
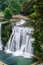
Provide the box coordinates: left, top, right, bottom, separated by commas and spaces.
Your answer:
5, 19, 34, 58
0, 23, 3, 50
5, 26, 34, 58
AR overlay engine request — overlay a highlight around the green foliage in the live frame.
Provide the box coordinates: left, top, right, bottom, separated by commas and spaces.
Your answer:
1, 22, 12, 46
4, 8, 12, 19
33, 5, 38, 11
0, 0, 22, 14
22, 0, 34, 15
30, 12, 38, 19
0, 0, 9, 11
0, 0, 34, 15
31, 0, 43, 60
9, 0, 21, 14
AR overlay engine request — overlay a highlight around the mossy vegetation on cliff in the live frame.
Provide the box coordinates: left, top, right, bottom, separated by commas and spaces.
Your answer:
1, 22, 12, 47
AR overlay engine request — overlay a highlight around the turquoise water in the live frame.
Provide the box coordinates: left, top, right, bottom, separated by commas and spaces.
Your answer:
0, 51, 37, 65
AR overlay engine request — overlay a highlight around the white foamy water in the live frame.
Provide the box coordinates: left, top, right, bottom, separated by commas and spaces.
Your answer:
16, 19, 26, 25
5, 20, 34, 58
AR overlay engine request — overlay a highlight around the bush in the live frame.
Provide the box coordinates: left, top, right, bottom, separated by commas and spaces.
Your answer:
4, 8, 12, 19
30, 12, 38, 19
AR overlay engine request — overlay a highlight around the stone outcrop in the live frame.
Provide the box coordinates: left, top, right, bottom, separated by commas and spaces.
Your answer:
12, 15, 28, 20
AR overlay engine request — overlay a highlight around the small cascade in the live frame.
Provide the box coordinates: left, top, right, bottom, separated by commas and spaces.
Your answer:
5, 20, 34, 58
0, 23, 3, 50
16, 19, 26, 26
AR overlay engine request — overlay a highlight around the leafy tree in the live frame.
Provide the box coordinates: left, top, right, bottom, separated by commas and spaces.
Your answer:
4, 8, 12, 19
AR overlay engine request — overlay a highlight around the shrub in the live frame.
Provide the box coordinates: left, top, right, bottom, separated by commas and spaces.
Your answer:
30, 12, 38, 19
4, 8, 12, 19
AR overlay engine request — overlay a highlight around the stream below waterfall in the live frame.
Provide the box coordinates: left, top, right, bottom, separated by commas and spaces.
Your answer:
0, 51, 37, 65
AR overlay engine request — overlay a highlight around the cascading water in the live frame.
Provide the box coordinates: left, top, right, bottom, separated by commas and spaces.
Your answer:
0, 23, 3, 50
5, 20, 34, 58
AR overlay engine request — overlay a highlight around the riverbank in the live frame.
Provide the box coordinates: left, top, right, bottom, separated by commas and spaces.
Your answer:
31, 61, 40, 65
0, 61, 7, 65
